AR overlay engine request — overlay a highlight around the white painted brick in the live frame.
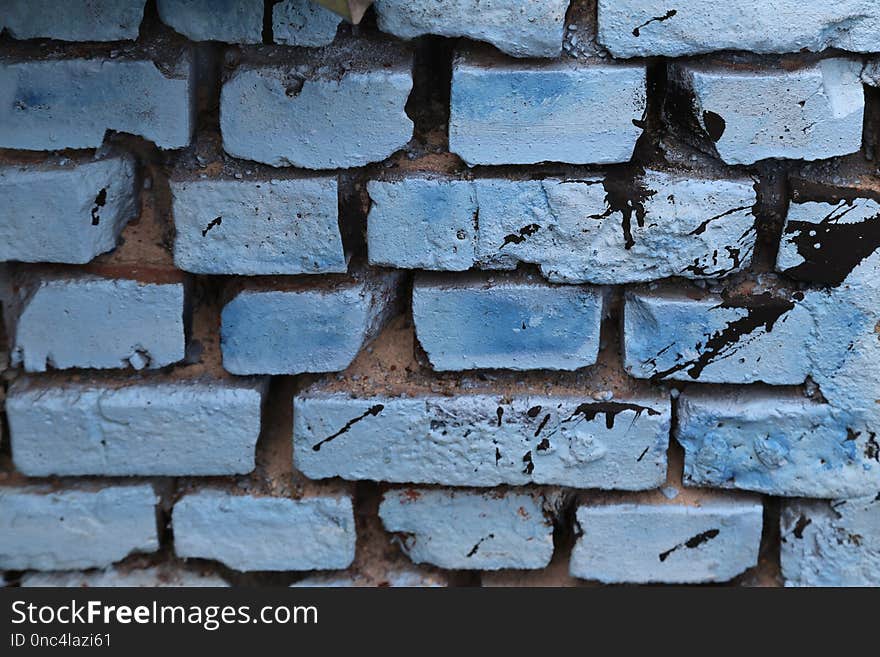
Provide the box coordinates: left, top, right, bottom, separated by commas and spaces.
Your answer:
0, 154, 138, 264
450, 51, 646, 166
367, 177, 477, 271
0, 485, 159, 571
412, 273, 603, 371
0, 0, 145, 41
273, 0, 342, 47
669, 59, 865, 165
221, 48, 413, 169
375, 0, 568, 58
22, 566, 229, 587
781, 495, 880, 587
571, 499, 763, 583
379, 488, 554, 570
9, 275, 185, 372
173, 490, 355, 572
367, 171, 757, 283
157, 0, 262, 43
171, 176, 346, 275
221, 272, 400, 375
0, 54, 194, 151
598, 0, 880, 58
677, 389, 880, 498
294, 392, 670, 489
623, 289, 813, 384
7, 376, 266, 476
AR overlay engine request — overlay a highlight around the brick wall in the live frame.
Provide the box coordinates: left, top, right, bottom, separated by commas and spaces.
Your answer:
1, 0, 879, 587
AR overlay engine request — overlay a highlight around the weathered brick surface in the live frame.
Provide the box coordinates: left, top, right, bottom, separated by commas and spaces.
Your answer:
220, 272, 400, 375
374, 0, 569, 58
450, 51, 646, 166
173, 490, 356, 572
21, 566, 229, 587
668, 59, 865, 165
157, 0, 262, 43
598, 0, 880, 57
220, 41, 413, 169
171, 175, 346, 275
0, 485, 159, 571
0, 50, 195, 151
294, 391, 670, 489
571, 496, 763, 584
781, 495, 880, 587
0, 153, 138, 264
368, 171, 757, 283
7, 376, 266, 476
379, 488, 554, 570
0, 1, 146, 42
8, 274, 185, 372
273, 0, 342, 47
413, 272, 604, 371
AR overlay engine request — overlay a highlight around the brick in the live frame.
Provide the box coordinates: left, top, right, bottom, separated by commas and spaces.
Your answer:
156, 0, 262, 43
0, 485, 158, 571
598, 0, 880, 58
173, 490, 355, 572
22, 566, 229, 587
367, 177, 477, 271
781, 495, 880, 587
293, 567, 446, 588
9, 274, 185, 372
0, 153, 138, 264
220, 272, 400, 375
677, 388, 879, 498
374, 0, 568, 58
622, 289, 813, 384
171, 176, 346, 275
7, 376, 266, 476
273, 0, 341, 47
571, 497, 763, 584
294, 391, 670, 489
220, 42, 413, 169
412, 272, 603, 371
379, 488, 553, 570
367, 171, 756, 283
450, 50, 646, 166
668, 59, 865, 165
0, 51, 194, 151
0, 0, 145, 42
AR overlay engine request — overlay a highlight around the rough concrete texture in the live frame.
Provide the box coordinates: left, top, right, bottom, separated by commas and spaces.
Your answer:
367, 171, 757, 283
220, 45, 414, 168
0, 485, 158, 571
21, 566, 229, 587
571, 498, 763, 583
7, 377, 266, 476
669, 59, 865, 165
0, 0, 146, 41
412, 272, 604, 371
173, 491, 356, 572
10, 275, 185, 372
450, 51, 646, 166
273, 0, 342, 47
294, 392, 670, 489
781, 495, 880, 587
221, 272, 400, 375
171, 176, 346, 275
157, 0, 262, 43
379, 488, 554, 570
598, 0, 880, 57
0, 153, 138, 264
623, 289, 814, 384
677, 388, 880, 498
374, 0, 568, 58
0, 54, 194, 150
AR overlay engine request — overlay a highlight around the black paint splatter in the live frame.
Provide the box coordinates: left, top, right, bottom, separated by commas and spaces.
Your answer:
792, 515, 812, 539
588, 169, 657, 250
534, 413, 550, 437
702, 111, 726, 142
527, 405, 542, 418
202, 216, 223, 236
536, 438, 550, 452
311, 404, 384, 451
563, 401, 661, 430
467, 533, 495, 557
500, 223, 540, 248
496, 407, 504, 427
522, 451, 534, 475
91, 188, 107, 226
659, 529, 720, 562
632, 9, 677, 36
